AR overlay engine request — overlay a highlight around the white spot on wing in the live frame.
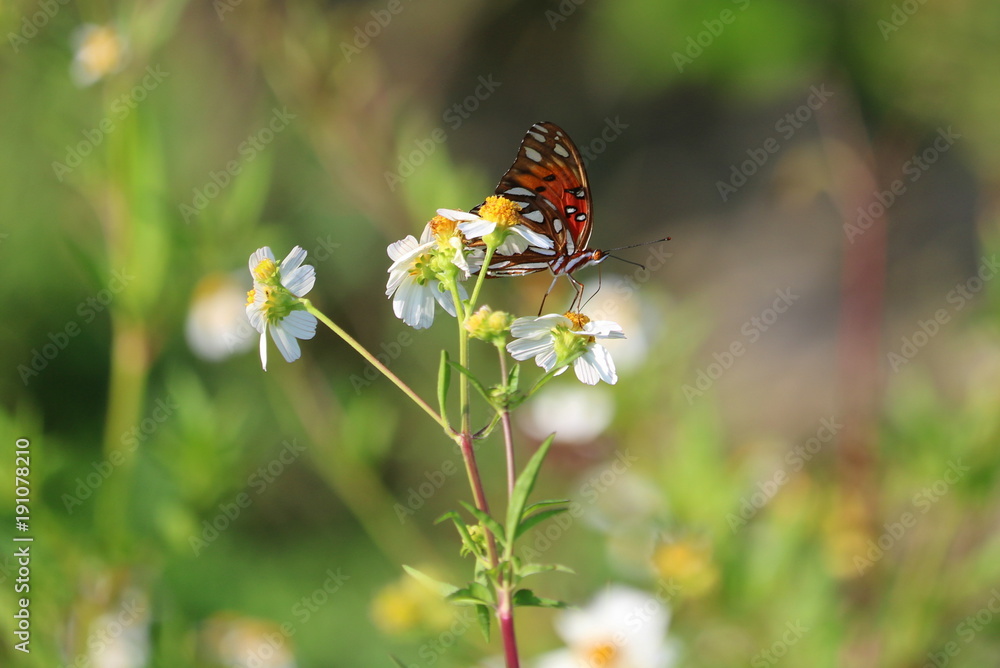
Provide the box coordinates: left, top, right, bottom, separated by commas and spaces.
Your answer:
552, 218, 563, 233
533, 246, 556, 256
523, 210, 544, 222
529, 132, 544, 142
535, 124, 549, 134
542, 199, 557, 210
554, 144, 570, 158
504, 187, 535, 197
525, 147, 543, 163
565, 235, 576, 254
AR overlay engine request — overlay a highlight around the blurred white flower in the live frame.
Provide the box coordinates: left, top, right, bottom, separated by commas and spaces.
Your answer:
536, 585, 676, 668
71, 24, 129, 86
579, 282, 657, 374
198, 613, 297, 668
185, 273, 256, 362
521, 384, 615, 443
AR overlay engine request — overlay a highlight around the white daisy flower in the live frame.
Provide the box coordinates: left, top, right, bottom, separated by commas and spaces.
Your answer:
507, 312, 625, 385
536, 585, 676, 668
386, 218, 477, 329
438, 195, 553, 255
245, 246, 317, 371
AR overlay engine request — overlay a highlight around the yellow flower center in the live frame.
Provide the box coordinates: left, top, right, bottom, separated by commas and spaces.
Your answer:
252, 258, 278, 282
564, 311, 592, 331
478, 196, 523, 228
584, 641, 619, 666
246, 288, 255, 306
429, 215, 459, 243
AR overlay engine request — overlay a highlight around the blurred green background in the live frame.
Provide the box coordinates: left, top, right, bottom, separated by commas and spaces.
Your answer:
2, 0, 1000, 666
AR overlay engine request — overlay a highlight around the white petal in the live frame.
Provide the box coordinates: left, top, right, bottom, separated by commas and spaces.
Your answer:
270, 323, 302, 363
536, 347, 562, 373
248, 247, 275, 274
282, 264, 315, 296
258, 329, 268, 370
576, 344, 618, 385
437, 208, 479, 222
432, 281, 461, 318
279, 246, 308, 274
506, 336, 555, 362
496, 234, 530, 255
583, 319, 626, 340
394, 278, 435, 329
456, 219, 496, 239
512, 225, 554, 249
387, 235, 420, 262
281, 310, 317, 340
246, 301, 266, 334
510, 314, 569, 338
387, 240, 435, 275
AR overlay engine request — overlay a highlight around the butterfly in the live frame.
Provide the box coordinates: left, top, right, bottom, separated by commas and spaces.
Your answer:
470, 121, 664, 310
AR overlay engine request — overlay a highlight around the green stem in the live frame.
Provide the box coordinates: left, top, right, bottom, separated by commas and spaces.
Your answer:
497, 347, 516, 498
302, 300, 448, 431
467, 244, 497, 314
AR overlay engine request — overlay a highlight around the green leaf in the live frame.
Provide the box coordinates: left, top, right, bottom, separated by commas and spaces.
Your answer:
402, 565, 459, 598
505, 434, 556, 556
438, 351, 451, 426
447, 360, 493, 406
476, 604, 491, 641
446, 585, 492, 607
518, 562, 576, 579
515, 507, 568, 540
512, 588, 569, 609
389, 655, 409, 667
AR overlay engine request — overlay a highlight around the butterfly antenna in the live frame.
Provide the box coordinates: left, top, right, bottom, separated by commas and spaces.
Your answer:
604, 236, 671, 253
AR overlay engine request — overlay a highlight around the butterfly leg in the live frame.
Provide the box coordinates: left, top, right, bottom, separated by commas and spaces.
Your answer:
538, 275, 560, 315
567, 274, 586, 313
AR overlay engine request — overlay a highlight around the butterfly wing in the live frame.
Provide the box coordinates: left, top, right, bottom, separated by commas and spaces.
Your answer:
473, 121, 594, 275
